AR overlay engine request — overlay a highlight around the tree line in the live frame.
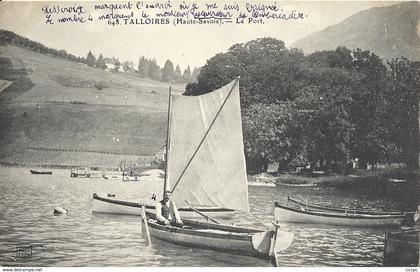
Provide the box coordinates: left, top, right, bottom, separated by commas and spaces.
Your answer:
139, 57, 200, 83
185, 38, 420, 173
0, 29, 198, 84
85, 51, 199, 83
0, 29, 85, 64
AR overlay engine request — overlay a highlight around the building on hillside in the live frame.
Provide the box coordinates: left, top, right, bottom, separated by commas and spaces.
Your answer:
104, 58, 115, 71
104, 58, 123, 72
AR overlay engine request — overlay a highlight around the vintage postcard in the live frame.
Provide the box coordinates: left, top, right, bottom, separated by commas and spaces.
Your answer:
0, 0, 419, 269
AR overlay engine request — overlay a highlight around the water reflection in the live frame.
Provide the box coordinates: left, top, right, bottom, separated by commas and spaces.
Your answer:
0, 167, 415, 266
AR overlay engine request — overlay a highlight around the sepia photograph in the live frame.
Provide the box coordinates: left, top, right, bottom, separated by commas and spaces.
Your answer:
0, 0, 419, 268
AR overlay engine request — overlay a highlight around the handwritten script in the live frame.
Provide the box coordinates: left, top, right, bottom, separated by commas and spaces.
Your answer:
41, 1, 308, 26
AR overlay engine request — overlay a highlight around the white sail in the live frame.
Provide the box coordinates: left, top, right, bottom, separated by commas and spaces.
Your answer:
167, 78, 249, 212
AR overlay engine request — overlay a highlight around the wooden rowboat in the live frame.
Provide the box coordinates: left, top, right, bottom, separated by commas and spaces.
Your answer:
92, 193, 294, 261
274, 202, 407, 227
92, 193, 235, 220
30, 169, 52, 175
383, 228, 419, 266
286, 196, 411, 215
144, 216, 293, 261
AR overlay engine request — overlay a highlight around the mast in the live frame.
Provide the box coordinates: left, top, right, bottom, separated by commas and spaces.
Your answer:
163, 86, 172, 196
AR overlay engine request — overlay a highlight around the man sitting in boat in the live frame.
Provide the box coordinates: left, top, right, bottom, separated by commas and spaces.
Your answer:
156, 190, 183, 227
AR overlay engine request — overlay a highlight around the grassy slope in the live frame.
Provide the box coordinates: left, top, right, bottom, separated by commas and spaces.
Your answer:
0, 45, 186, 166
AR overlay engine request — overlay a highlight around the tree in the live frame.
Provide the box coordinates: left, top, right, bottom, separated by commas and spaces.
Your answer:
185, 37, 304, 108
174, 65, 182, 76
185, 38, 312, 171
183, 66, 192, 82
86, 51, 96, 67
307, 48, 392, 169
292, 64, 356, 173
186, 51, 243, 96
148, 59, 160, 80
191, 67, 200, 80
96, 54, 106, 69
183, 38, 419, 173
113, 58, 121, 72
138, 56, 149, 78
243, 102, 304, 173
386, 58, 420, 169
122, 60, 134, 72
308, 47, 353, 69
348, 49, 388, 168
173, 65, 182, 82
162, 60, 174, 82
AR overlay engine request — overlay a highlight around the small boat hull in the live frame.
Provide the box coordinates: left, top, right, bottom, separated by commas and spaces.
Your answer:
383, 229, 419, 266
92, 193, 235, 219
30, 170, 52, 175
92, 194, 295, 261
147, 220, 274, 259
248, 182, 276, 187
274, 203, 405, 227
286, 196, 410, 215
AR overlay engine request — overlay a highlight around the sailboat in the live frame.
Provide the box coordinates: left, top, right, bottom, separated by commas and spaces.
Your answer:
164, 77, 249, 211
144, 78, 294, 262
93, 78, 294, 263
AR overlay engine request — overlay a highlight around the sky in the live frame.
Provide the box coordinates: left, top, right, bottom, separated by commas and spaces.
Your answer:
0, 1, 400, 70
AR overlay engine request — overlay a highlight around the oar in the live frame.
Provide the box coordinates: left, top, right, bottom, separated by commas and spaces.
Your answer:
141, 205, 152, 247
184, 200, 220, 224
269, 222, 280, 267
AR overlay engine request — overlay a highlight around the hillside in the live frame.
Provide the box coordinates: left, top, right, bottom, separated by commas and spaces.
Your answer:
0, 45, 186, 168
292, 1, 420, 61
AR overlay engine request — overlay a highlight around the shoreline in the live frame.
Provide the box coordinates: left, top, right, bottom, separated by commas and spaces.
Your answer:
247, 169, 420, 196
3, 163, 419, 188
275, 170, 420, 186
1, 164, 276, 187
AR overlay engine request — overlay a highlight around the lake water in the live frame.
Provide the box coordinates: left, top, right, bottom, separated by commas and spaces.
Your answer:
0, 166, 416, 267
